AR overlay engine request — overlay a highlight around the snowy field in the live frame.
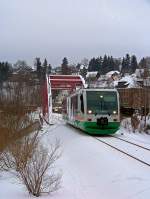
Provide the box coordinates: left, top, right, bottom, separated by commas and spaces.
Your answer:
0, 114, 150, 199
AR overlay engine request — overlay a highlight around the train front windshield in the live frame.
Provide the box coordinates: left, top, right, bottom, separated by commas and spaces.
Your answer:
86, 91, 118, 115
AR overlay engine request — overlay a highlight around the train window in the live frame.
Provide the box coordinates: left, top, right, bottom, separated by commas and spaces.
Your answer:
67, 98, 70, 114
71, 95, 78, 115
73, 96, 78, 110
87, 91, 118, 114
80, 94, 84, 113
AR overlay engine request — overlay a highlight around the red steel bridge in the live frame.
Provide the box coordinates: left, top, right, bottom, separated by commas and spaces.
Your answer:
48, 75, 85, 90
42, 75, 85, 120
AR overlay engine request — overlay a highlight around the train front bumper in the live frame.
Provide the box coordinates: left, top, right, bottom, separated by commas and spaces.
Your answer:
76, 121, 120, 135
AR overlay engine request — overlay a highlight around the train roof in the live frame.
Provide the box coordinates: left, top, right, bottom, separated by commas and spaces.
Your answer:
82, 88, 118, 91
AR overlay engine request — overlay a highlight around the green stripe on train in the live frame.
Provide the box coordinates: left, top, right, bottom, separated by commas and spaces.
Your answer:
74, 120, 120, 135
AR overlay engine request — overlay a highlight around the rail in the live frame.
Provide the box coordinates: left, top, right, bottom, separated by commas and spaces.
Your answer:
93, 136, 150, 167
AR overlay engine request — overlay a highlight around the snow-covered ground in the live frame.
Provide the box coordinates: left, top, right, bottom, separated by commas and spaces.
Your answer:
117, 126, 150, 148
1, 114, 150, 199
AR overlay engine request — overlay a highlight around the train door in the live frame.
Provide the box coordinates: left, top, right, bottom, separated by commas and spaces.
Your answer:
79, 90, 86, 116
70, 95, 78, 120
67, 97, 71, 120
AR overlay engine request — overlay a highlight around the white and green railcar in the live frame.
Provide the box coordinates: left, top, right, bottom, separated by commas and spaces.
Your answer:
64, 88, 120, 135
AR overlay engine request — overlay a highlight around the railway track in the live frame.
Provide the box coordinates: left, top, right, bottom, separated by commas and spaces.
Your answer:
94, 135, 150, 167
109, 135, 150, 151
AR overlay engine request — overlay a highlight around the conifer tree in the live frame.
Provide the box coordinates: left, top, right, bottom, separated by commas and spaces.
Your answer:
43, 58, 48, 68
97, 56, 103, 75
35, 57, 42, 79
130, 55, 138, 73
0, 62, 10, 83
88, 58, 96, 72
76, 63, 81, 71
139, 58, 146, 68
126, 53, 131, 73
109, 56, 115, 71
121, 54, 131, 75
61, 57, 70, 75
102, 55, 108, 74
47, 64, 52, 74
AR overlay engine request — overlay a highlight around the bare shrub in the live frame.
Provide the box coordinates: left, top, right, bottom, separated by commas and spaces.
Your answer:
131, 114, 140, 132
144, 124, 150, 134
0, 111, 34, 135
121, 118, 132, 133
17, 140, 62, 197
0, 137, 62, 197
0, 132, 39, 171
0, 110, 38, 152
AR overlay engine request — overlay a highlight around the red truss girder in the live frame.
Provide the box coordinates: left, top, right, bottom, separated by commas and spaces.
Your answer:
48, 75, 84, 90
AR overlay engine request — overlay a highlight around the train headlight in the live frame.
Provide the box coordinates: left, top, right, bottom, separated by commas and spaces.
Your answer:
113, 110, 117, 114
88, 110, 92, 114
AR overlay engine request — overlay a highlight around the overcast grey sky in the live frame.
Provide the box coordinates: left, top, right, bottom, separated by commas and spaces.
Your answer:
0, 0, 150, 66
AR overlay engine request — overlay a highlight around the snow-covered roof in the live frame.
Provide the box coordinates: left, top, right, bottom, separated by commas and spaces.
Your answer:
86, 71, 97, 78
119, 75, 134, 83
79, 75, 87, 88
117, 74, 141, 88
80, 65, 88, 70
106, 70, 120, 77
